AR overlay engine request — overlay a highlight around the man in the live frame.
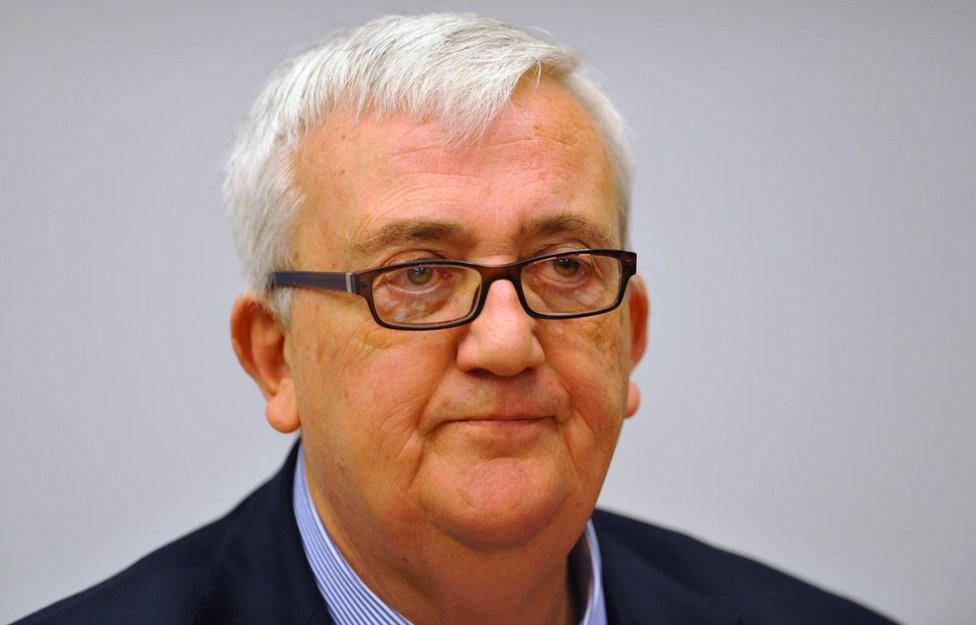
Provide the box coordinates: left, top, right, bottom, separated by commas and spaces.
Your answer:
16, 13, 897, 625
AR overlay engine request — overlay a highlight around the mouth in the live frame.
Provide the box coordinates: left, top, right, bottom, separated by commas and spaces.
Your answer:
455, 415, 551, 426
428, 411, 558, 452
444, 415, 553, 451
459, 419, 549, 429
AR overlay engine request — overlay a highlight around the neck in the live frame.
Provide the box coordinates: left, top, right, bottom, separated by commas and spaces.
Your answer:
306, 474, 582, 625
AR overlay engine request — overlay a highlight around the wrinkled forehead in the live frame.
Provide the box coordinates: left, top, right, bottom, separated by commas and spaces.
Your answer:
290, 78, 619, 265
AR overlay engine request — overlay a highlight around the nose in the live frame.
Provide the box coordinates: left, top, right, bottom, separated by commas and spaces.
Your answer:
455, 279, 545, 377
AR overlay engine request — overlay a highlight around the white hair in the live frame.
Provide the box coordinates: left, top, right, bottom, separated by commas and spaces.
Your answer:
224, 12, 634, 320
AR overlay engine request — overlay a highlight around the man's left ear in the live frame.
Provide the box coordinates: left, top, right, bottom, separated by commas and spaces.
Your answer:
625, 275, 649, 418
230, 291, 301, 433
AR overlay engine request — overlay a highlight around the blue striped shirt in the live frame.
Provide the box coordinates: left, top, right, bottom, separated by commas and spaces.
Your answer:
293, 445, 607, 625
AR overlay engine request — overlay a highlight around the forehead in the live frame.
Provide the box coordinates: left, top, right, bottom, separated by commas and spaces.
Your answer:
291, 78, 619, 265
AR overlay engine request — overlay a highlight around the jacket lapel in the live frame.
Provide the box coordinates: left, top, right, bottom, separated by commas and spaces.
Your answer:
599, 529, 741, 625
192, 441, 332, 625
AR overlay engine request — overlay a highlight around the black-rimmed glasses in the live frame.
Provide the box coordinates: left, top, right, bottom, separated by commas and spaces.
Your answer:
269, 249, 637, 330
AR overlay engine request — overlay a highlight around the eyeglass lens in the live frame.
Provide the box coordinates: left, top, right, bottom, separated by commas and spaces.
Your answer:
370, 252, 623, 326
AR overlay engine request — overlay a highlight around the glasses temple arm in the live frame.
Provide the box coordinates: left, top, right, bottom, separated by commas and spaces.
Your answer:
268, 271, 356, 293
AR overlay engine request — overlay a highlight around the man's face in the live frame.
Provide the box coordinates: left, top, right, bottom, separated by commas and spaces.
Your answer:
283, 78, 646, 553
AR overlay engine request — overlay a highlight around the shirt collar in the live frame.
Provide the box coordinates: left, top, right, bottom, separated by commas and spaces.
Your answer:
293, 445, 607, 625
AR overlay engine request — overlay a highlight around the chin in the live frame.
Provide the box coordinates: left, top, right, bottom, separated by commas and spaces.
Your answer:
422, 456, 572, 551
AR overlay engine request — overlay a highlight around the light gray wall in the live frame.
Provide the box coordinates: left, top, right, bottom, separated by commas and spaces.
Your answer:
2, 2, 973, 623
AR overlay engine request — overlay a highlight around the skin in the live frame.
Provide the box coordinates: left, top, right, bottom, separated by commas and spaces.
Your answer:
231, 77, 649, 625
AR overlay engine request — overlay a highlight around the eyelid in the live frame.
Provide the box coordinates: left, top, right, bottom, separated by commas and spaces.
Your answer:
530, 242, 593, 258
380, 250, 447, 266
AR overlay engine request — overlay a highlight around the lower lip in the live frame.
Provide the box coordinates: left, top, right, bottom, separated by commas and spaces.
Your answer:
446, 418, 551, 449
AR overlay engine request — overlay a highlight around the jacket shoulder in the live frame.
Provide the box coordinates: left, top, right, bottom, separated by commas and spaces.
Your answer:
592, 509, 899, 625
12, 488, 265, 625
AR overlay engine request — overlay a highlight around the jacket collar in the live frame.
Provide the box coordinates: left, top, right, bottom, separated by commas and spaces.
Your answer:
596, 519, 741, 625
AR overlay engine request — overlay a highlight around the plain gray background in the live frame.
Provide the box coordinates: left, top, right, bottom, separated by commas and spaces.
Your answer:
2, 1, 973, 623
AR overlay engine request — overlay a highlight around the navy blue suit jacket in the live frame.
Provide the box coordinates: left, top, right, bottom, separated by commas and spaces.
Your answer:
14, 445, 898, 625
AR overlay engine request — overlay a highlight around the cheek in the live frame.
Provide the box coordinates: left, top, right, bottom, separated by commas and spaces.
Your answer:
292, 308, 455, 488
542, 314, 630, 446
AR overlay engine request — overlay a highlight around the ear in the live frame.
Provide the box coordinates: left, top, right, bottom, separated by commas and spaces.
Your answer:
230, 292, 300, 433
624, 275, 650, 418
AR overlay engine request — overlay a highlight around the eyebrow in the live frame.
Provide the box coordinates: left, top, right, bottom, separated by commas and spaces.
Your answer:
351, 219, 470, 258
523, 212, 617, 249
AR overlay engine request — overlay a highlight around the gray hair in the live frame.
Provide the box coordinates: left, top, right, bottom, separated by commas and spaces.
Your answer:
223, 12, 633, 320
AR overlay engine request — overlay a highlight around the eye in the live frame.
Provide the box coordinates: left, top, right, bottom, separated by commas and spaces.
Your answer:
407, 265, 434, 286
552, 257, 581, 278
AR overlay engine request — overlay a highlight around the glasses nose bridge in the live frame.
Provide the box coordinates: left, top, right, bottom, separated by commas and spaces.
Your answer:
473, 261, 531, 316
478, 261, 523, 287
